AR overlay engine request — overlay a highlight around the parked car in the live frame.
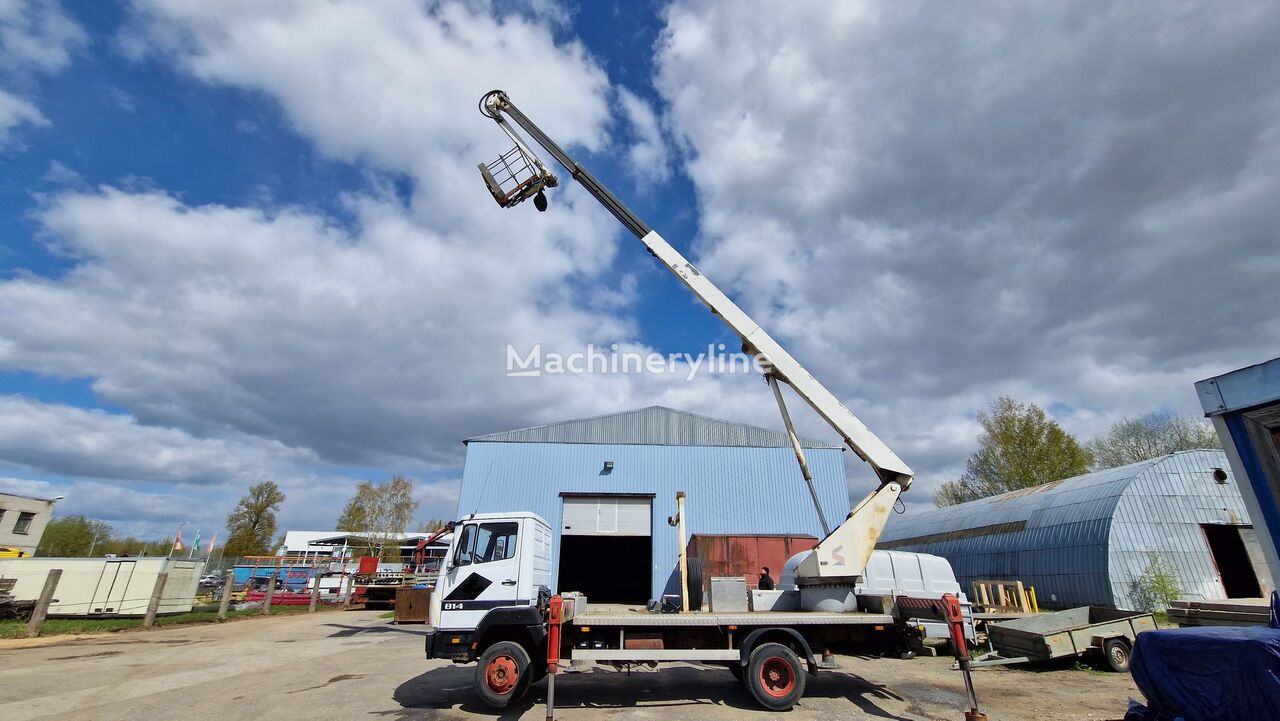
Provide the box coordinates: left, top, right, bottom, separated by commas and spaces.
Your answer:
0, 547, 26, 558
199, 574, 223, 588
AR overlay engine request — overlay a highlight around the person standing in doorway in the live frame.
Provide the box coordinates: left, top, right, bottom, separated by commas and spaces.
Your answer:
758, 566, 776, 590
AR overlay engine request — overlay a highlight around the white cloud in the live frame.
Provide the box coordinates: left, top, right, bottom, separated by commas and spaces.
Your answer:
122, 0, 611, 210
0, 395, 314, 484
0, 1, 775, 531
656, 1, 1280, 500
0, 0, 85, 144
618, 87, 671, 185
0, 85, 41, 139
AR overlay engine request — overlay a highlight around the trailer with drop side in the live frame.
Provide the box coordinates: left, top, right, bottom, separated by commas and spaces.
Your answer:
971, 606, 1157, 672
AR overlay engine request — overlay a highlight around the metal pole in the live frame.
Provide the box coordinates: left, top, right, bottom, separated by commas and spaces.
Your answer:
26, 568, 62, 638
217, 573, 234, 620
143, 571, 169, 628
88, 530, 99, 558
343, 569, 355, 608
769, 374, 831, 535
676, 491, 689, 612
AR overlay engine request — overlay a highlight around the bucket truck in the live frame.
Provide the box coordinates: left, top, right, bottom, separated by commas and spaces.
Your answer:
422, 90, 974, 712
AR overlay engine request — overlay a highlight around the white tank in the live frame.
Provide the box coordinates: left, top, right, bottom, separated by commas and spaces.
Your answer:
780, 549, 962, 601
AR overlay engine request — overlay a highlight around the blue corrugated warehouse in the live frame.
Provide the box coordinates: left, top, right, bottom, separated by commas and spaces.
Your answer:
455, 406, 848, 604
879, 450, 1275, 609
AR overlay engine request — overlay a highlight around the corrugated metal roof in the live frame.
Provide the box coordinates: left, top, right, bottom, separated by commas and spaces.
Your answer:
457, 440, 850, 600
466, 405, 843, 449
880, 450, 1250, 608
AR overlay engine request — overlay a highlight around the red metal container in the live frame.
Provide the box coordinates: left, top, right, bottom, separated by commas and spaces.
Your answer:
687, 534, 819, 589
357, 556, 380, 575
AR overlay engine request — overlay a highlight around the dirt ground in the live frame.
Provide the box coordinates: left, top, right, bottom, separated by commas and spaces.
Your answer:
0, 610, 1140, 721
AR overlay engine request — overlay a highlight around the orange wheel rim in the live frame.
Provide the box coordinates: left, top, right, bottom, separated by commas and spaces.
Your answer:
759, 657, 795, 698
486, 654, 519, 694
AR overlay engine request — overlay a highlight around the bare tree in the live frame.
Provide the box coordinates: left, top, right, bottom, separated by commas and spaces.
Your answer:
934, 396, 1093, 506
1088, 412, 1221, 469
336, 476, 420, 559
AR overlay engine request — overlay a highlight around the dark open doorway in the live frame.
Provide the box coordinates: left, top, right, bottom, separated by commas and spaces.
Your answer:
558, 535, 651, 604
1202, 524, 1262, 598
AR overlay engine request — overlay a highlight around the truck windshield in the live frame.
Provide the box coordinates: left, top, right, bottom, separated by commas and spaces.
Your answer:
453, 523, 477, 566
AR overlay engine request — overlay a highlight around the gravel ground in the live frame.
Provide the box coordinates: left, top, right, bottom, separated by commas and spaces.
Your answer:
0, 610, 1139, 721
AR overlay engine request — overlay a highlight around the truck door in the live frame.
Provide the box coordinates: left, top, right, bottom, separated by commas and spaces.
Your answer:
439, 519, 522, 630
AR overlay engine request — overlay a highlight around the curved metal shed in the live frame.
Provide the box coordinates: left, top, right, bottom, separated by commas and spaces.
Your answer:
879, 450, 1267, 609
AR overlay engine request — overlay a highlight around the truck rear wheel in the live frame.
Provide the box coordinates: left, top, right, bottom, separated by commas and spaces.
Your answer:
746, 642, 806, 711
475, 641, 532, 708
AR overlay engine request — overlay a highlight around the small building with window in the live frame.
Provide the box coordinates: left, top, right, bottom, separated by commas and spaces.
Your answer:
455, 406, 849, 605
0, 491, 58, 557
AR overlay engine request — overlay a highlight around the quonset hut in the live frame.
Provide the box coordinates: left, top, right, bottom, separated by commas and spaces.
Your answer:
878, 450, 1275, 609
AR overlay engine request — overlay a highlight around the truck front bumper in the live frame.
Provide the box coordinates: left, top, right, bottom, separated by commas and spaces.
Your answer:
426, 629, 475, 662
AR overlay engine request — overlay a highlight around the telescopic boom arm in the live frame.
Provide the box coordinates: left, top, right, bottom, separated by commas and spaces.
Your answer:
477, 90, 912, 580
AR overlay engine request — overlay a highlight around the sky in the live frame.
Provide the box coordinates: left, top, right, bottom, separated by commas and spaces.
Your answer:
0, 0, 1277, 543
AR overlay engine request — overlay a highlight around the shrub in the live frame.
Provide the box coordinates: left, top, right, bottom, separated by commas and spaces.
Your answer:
1130, 552, 1181, 611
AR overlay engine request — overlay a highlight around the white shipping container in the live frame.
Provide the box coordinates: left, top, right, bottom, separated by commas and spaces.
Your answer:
0, 558, 203, 617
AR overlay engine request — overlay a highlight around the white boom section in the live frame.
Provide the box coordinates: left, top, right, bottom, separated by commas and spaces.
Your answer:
639, 229, 913, 489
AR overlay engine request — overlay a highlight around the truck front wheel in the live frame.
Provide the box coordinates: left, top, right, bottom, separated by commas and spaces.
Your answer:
746, 642, 806, 711
475, 641, 533, 708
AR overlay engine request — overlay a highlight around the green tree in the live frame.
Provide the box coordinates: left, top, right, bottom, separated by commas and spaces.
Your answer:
1088, 412, 1221, 469
934, 396, 1094, 506
222, 481, 286, 558
336, 476, 419, 559
36, 516, 114, 557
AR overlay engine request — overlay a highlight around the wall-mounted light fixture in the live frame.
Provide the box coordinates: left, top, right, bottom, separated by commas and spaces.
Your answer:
601, 461, 615, 475
1212, 467, 1228, 484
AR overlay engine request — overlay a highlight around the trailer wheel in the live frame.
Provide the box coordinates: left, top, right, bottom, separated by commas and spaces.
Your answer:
475, 641, 532, 707
746, 643, 806, 711
1103, 638, 1130, 673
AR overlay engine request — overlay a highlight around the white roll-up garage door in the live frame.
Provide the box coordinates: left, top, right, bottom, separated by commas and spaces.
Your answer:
561, 495, 652, 536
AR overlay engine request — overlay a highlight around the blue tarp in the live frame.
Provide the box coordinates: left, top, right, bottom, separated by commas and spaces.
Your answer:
1125, 599, 1280, 721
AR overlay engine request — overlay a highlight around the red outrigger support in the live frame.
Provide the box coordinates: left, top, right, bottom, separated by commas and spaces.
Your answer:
545, 595, 564, 720
943, 593, 987, 721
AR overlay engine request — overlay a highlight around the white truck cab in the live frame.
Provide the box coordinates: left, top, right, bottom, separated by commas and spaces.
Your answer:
427, 513, 553, 658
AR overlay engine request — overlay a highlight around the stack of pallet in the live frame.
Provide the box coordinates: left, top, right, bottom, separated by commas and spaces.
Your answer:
1167, 598, 1270, 627
0, 577, 34, 620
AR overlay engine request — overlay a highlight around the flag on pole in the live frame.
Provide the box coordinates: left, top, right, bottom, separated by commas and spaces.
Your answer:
189, 529, 201, 559
173, 528, 185, 552
206, 531, 218, 558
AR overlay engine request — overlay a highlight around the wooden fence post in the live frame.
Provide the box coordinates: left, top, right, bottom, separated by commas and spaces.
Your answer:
217, 573, 234, 620
26, 568, 62, 638
343, 572, 355, 609
309, 564, 321, 612
143, 572, 169, 628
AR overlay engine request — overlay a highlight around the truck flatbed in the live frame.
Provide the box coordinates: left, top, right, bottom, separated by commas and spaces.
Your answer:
567, 603, 895, 627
